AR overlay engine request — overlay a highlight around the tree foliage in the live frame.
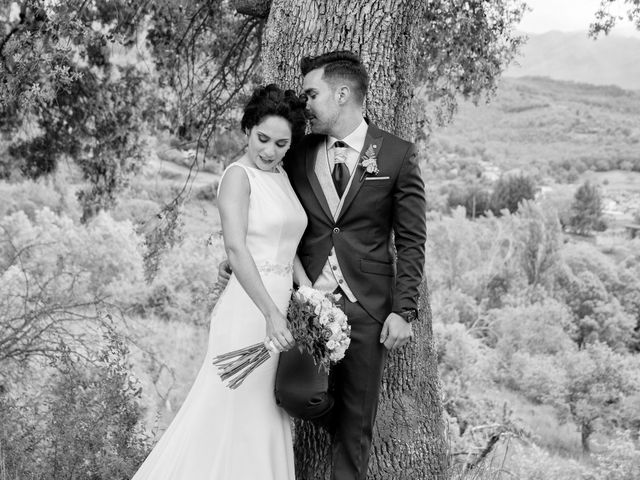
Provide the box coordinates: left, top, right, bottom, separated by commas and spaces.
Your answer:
416, 0, 527, 128
447, 183, 492, 219
1, 0, 261, 220
553, 342, 640, 452
1, 1, 154, 220
0, 335, 151, 479
516, 200, 562, 286
568, 181, 607, 235
0, 208, 144, 366
590, 0, 640, 37
490, 174, 537, 215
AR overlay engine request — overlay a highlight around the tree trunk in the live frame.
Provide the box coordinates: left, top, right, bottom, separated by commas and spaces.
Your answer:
581, 421, 592, 453
261, 0, 423, 138
260, 1, 449, 478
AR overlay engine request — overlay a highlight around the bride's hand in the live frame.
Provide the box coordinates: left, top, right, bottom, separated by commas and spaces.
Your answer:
265, 310, 295, 352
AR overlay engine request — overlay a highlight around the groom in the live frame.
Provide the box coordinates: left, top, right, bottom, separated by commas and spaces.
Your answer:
274, 51, 427, 480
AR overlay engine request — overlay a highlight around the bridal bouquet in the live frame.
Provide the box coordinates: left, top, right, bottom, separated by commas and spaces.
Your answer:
212, 286, 351, 389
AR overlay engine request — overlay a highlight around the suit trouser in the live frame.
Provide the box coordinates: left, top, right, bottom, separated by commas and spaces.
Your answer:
275, 296, 387, 480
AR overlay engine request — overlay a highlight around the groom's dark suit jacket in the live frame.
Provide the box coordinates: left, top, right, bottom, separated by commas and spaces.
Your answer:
283, 122, 426, 323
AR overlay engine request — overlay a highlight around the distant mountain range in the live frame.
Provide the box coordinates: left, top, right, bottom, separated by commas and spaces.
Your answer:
505, 31, 640, 91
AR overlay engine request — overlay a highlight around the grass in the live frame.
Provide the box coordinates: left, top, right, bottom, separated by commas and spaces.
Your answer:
127, 314, 209, 431
482, 388, 582, 458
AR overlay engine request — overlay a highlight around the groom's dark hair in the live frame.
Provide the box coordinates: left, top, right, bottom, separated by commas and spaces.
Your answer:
300, 51, 369, 104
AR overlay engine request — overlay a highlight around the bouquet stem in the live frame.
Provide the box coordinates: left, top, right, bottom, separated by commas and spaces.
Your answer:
212, 342, 272, 389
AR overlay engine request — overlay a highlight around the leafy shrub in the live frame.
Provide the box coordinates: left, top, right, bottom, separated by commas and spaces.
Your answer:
507, 352, 567, 404
516, 201, 562, 287
434, 322, 493, 383
490, 174, 537, 215
112, 197, 163, 225
0, 178, 74, 219
0, 208, 146, 365
590, 431, 640, 480
561, 242, 621, 292
0, 336, 151, 480
490, 300, 575, 359
194, 181, 219, 202
431, 288, 479, 327
434, 322, 508, 451
567, 181, 607, 235
552, 343, 640, 452
561, 270, 635, 350
427, 208, 522, 297
447, 184, 492, 218
506, 442, 589, 480
137, 234, 224, 323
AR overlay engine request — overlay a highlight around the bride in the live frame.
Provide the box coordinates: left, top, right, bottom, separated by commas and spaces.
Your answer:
132, 85, 310, 480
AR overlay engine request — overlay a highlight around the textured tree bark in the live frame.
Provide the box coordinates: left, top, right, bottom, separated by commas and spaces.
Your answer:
261, 0, 423, 138
256, 1, 450, 478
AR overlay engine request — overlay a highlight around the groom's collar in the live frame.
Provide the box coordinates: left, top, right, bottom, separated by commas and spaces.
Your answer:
327, 118, 368, 152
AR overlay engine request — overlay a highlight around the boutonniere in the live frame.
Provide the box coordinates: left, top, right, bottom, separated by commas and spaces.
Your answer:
359, 144, 379, 181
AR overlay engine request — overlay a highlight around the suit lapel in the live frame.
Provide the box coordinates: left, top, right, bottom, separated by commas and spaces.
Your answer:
305, 137, 334, 222
337, 124, 384, 222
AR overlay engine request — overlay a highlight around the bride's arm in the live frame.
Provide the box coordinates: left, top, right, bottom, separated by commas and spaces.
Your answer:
293, 255, 312, 288
217, 166, 294, 352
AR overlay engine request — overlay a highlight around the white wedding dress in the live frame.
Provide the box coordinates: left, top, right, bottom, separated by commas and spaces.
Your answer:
132, 162, 306, 480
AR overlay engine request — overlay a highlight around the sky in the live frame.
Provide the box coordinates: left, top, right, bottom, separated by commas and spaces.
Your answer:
519, 0, 640, 37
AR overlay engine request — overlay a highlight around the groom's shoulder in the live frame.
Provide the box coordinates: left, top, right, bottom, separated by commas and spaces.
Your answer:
283, 133, 323, 173
290, 133, 323, 155
301, 132, 324, 148
374, 125, 415, 154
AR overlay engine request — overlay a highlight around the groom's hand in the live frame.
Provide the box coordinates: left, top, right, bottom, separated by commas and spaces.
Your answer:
217, 259, 232, 287
380, 313, 413, 350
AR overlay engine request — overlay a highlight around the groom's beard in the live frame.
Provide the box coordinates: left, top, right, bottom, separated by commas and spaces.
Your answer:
308, 114, 338, 135
305, 104, 339, 135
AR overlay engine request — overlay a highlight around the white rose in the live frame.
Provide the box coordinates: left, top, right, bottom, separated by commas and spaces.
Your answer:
329, 322, 342, 335
332, 346, 347, 361
334, 310, 347, 322
297, 285, 314, 300
318, 312, 331, 326
310, 289, 325, 303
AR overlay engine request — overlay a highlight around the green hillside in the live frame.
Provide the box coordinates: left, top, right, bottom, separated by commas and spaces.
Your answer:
428, 76, 640, 182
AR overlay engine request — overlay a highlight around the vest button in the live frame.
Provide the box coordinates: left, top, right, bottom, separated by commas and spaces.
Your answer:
333, 227, 340, 233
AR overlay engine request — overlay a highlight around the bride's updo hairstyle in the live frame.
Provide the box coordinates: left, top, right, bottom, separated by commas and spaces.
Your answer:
241, 84, 307, 145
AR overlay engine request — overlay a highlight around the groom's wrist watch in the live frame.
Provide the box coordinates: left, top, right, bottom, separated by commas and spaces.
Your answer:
397, 308, 418, 323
